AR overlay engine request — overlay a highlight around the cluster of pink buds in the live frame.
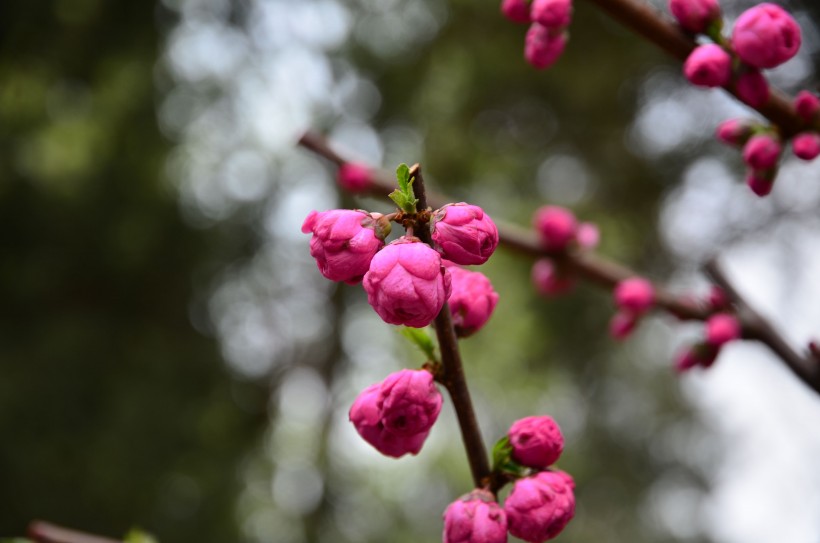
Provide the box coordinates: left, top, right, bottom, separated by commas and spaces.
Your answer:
791, 91, 820, 161
530, 205, 599, 297
501, 0, 573, 69
675, 312, 742, 371
443, 415, 575, 543
610, 277, 655, 340
672, 1, 806, 196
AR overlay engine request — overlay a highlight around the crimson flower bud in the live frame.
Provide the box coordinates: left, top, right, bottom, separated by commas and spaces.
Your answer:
732, 3, 801, 69
302, 209, 387, 284
447, 266, 499, 337
533, 205, 577, 251
792, 132, 820, 161
443, 489, 508, 543
613, 277, 655, 314
746, 170, 775, 197
575, 222, 600, 249
684, 44, 732, 87
531, 0, 572, 30
524, 24, 568, 70
794, 91, 820, 123
715, 118, 756, 147
505, 471, 576, 542
668, 0, 721, 34
509, 415, 564, 468
363, 237, 452, 328
742, 134, 781, 170
379, 369, 443, 437
431, 203, 499, 265
532, 259, 576, 297
502, 0, 532, 24
349, 383, 430, 458
609, 311, 639, 340
674, 343, 718, 372
705, 313, 741, 347
735, 70, 770, 108
337, 162, 372, 193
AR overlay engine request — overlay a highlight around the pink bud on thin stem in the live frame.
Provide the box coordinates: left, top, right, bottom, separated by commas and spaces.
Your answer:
742, 134, 781, 171
532, 258, 576, 297
668, 0, 721, 34
684, 44, 732, 88
613, 277, 655, 314
431, 203, 499, 266
524, 24, 568, 70
795, 91, 820, 123
732, 2, 802, 69
609, 311, 639, 340
533, 205, 577, 251
531, 0, 572, 30
447, 266, 499, 338
746, 169, 775, 197
338, 162, 372, 193
792, 132, 820, 161
502, 0, 532, 24
705, 313, 741, 347
716, 118, 756, 147
508, 415, 564, 469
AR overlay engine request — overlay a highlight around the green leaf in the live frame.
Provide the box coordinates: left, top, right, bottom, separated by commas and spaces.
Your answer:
391, 163, 419, 213
124, 528, 159, 543
491, 436, 513, 471
400, 327, 437, 361
396, 163, 411, 193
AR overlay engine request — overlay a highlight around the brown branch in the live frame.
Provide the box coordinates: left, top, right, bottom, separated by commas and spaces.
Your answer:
407, 163, 491, 488
581, 0, 804, 137
27, 521, 120, 543
704, 260, 820, 393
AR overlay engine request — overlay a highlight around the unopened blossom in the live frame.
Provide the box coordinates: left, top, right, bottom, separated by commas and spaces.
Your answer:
684, 44, 732, 87
576, 222, 600, 249
443, 489, 508, 543
792, 132, 820, 161
716, 118, 756, 146
338, 162, 372, 193
349, 383, 430, 458
742, 134, 781, 170
379, 369, 443, 437
509, 415, 564, 468
302, 209, 387, 284
735, 70, 770, 107
505, 470, 576, 542
531, 0, 572, 30
363, 237, 452, 328
431, 203, 499, 265
532, 259, 576, 296
705, 313, 741, 347
746, 170, 775, 197
794, 91, 820, 123
674, 344, 718, 372
533, 205, 577, 251
502, 0, 532, 23
669, 0, 721, 34
707, 285, 728, 310
613, 277, 655, 314
525, 24, 568, 69
447, 266, 499, 337
732, 3, 801, 69
610, 311, 639, 340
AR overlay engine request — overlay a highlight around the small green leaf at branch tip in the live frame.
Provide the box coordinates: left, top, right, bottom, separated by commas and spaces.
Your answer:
124, 528, 159, 543
391, 163, 419, 213
491, 436, 528, 479
400, 327, 438, 361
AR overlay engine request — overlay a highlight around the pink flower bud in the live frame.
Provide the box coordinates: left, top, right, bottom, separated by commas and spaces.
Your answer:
735, 70, 770, 108
609, 311, 639, 340
674, 344, 718, 373
732, 3, 801, 69
746, 170, 775, 197
716, 118, 756, 146
576, 222, 600, 249
363, 237, 452, 328
532, 259, 576, 296
505, 471, 575, 542
795, 91, 820, 123
792, 132, 820, 161
447, 266, 499, 337
668, 0, 721, 34
525, 24, 568, 70
379, 369, 443, 437
742, 134, 781, 170
613, 277, 655, 314
431, 203, 499, 265
443, 489, 508, 543
531, 0, 572, 30
533, 205, 577, 251
707, 285, 728, 310
302, 209, 387, 284
684, 44, 732, 87
705, 313, 741, 347
502, 0, 532, 23
349, 383, 430, 458
337, 162, 372, 193
509, 415, 564, 468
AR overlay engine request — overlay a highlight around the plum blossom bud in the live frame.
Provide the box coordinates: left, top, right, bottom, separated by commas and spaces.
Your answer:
746, 170, 775, 197
674, 343, 718, 372
533, 205, 577, 251
716, 118, 756, 146
705, 313, 741, 347
447, 266, 499, 337
431, 203, 499, 265
509, 415, 564, 468
525, 24, 568, 69
302, 209, 387, 284
532, 259, 576, 296
505, 471, 575, 542
614, 277, 655, 314
735, 70, 770, 108
609, 311, 639, 340
576, 222, 600, 249
684, 44, 732, 87
742, 134, 781, 170
379, 369, 443, 437
363, 237, 452, 328
707, 285, 729, 310
337, 162, 372, 193
795, 91, 820, 123
531, 0, 572, 30
792, 132, 820, 161
349, 383, 430, 457
732, 3, 801, 69
443, 489, 508, 543
502, 0, 532, 23
668, 0, 721, 34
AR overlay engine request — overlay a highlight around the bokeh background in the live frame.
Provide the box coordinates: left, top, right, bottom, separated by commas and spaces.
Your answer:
2, 0, 820, 542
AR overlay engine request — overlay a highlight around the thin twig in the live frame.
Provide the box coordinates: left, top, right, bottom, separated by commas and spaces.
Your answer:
27, 521, 120, 543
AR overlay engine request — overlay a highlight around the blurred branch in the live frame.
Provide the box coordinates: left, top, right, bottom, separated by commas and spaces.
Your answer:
409, 164, 492, 489
581, 0, 804, 137
298, 130, 820, 395
705, 260, 820, 393
27, 521, 119, 543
